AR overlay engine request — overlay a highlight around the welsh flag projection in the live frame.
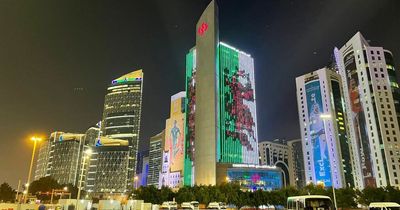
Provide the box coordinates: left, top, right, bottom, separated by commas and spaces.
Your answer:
218, 43, 258, 164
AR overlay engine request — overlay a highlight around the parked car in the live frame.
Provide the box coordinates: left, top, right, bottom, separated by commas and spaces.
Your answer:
160, 201, 178, 210
181, 201, 199, 210
369, 202, 400, 210
207, 202, 226, 210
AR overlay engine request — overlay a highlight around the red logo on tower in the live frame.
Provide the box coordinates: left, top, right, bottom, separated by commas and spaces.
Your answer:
198, 22, 208, 36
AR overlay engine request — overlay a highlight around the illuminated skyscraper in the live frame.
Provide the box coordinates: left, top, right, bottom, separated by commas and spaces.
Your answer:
296, 68, 356, 188
34, 132, 87, 185
85, 137, 130, 195
336, 32, 400, 188
184, 0, 259, 186
101, 70, 144, 189
160, 92, 186, 188
148, 130, 165, 188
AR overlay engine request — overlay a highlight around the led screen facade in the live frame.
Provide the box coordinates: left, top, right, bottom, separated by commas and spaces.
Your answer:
305, 80, 332, 186
166, 99, 185, 173
343, 51, 376, 187
218, 43, 259, 164
227, 168, 282, 191
160, 93, 185, 188
184, 49, 196, 186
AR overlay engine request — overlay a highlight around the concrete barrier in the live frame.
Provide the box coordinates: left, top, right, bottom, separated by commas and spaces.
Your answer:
0, 203, 37, 210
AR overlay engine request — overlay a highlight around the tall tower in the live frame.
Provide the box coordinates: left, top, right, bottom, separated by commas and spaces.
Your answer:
336, 32, 400, 188
193, 0, 219, 186
101, 70, 144, 189
185, 0, 259, 186
296, 68, 356, 188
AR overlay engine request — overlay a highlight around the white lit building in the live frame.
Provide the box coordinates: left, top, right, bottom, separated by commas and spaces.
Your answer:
296, 68, 357, 188
336, 32, 400, 188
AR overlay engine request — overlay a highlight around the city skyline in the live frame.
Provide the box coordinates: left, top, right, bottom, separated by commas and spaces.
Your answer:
1, 0, 400, 188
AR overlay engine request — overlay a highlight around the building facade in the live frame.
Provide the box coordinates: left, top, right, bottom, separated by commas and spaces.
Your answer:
184, 0, 259, 186
101, 70, 144, 190
148, 130, 165, 187
258, 139, 295, 187
34, 132, 86, 185
336, 32, 400, 188
287, 139, 306, 188
34, 139, 50, 181
296, 68, 356, 188
85, 140, 130, 195
160, 92, 186, 188
226, 164, 283, 191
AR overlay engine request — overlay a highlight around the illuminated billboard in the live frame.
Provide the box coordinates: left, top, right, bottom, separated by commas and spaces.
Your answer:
161, 92, 186, 188
165, 114, 185, 172
218, 43, 258, 164
305, 80, 332, 186
344, 51, 376, 187
227, 168, 282, 191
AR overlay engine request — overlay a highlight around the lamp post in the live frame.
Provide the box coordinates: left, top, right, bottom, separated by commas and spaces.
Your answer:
319, 114, 337, 210
134, 176, 139, 189
76, 149, 92, 209
24, 136, 42, 203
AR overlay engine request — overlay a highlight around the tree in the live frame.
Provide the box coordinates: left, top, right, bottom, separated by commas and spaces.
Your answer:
134, 185, 160, 204
29, 177, 61, 203
253, 189, 265, 209
29, 176, 61, 194
384, 186, 400, 203
194, 185, 210, 205
63, 183, 78, 199
0, 182, 15, 202
219, 183, 241, 206
358, 187, 386, 205
335, 188, 357, 209
160, 186, 175, 203
176, 187, 195, 203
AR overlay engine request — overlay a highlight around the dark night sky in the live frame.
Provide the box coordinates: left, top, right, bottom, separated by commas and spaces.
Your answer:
1, 0, 400, 188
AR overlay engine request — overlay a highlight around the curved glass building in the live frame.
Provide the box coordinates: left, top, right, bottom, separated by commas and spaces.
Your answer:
101, 69, 144, 190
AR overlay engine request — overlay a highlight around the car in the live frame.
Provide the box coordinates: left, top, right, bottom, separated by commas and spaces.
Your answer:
160, 201, 178, 210
181, 201, 199, 210
369, 202, 400, 210
207, 202, 226, 210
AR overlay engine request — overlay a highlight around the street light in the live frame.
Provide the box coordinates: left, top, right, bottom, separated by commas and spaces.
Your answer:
134, 176, 139, 189
76, 148, 92, 209
24, 136, 42, 203
319, 114, 337, 210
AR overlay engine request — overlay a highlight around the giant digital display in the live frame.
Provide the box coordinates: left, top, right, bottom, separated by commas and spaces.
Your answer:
227, 168, 282, 191
305, 80, 332, 186
165, 114, 185, 173
344, 51, 376, 187
184, 49, 196, 186
160, 93, 186, 188
219, 44, 258, 164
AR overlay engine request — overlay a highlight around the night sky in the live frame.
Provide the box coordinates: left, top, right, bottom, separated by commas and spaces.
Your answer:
1, 0, 400, 188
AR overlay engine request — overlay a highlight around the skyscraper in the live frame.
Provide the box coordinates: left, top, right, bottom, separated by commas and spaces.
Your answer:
336, 32, 400, 188
34, 139, 50, 181
184, 0, 259, 186
160, 92, 186, 188
296, 68, 356, 188
287, 139, 306, 188
34, 132, 86, 185
148, 130, 165, 188
101, 70, 144, 189
85, 137, 130, 195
